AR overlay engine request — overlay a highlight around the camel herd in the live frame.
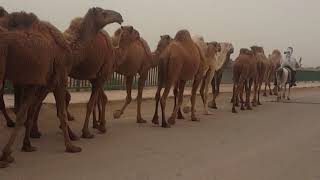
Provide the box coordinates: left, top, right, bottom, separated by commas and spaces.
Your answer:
0, 7, 285, 168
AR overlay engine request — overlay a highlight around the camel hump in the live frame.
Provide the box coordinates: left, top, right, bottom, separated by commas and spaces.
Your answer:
192, 35, 204, 42
0, 6, 8, 17
40, 21, 70, 52
6, 11, 39, 29
138, 38, 152, 57
174, 29, 192, 42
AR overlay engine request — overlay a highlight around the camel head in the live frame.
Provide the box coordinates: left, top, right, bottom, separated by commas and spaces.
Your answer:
0, 6, 8, 17
240, 48, 253, 56
84, 7, 123, 31
156, 35, 173, 53
272, 49, 281, 56
116, 26, 140, 47
250, 45, 264, 54
206, 41, 221, 57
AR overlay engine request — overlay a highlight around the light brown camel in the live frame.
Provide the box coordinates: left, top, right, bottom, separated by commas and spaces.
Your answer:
262, 51, 274, 97
209, 42, 234, 109
183, 36, 221, 115
111, 26, 155, 123
250, 46, 267, 106
0, 8, 123, 168
0, 11, 82, 169
231, 48, 257, 113
28, 8, 123, 140
268, 49, 282, 95
151, 30, 206, 128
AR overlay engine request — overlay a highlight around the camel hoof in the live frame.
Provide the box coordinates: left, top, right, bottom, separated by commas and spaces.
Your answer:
258, 102, 262, 105
97, 125, 107, 134
240, 106, 245, 111
66, 145, 82, 153
137, 119, 147, 124
81, 131, 95, 139
247, 106, 253, 110
161, 123, 171, 128
183, 106, 191, 114
30, 130, 42, 139
92, 123, 99, 129
67, 115, 75, 121
168, 117, 176, 125
232, 108, 238, 113
0, 153, 14, 164
263, 93, 267, 97
0, 161, 9, 168
152, 115, 159, 125
6, 121, 15, 128
69, 132, 79, 141
21, 145, 37, 152
113, 110, 122, 119
177, 114, 185, 120
269, 92, 273, 95
191, 116, 200, 122
287, 97, 290, 100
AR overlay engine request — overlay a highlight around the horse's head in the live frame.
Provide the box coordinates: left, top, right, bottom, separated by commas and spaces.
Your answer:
284, 46, 293, 56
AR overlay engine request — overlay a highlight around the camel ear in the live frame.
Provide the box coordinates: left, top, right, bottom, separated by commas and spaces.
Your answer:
120, 26, 124, 30
129, 26, 133, 32
160, 35, 164, 39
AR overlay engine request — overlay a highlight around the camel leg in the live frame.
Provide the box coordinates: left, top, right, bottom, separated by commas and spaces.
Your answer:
173, 83, 184, 119
203, 69, 214, 115
93, 90, 103, 129
160, 83, 172, 128
231, 84, 235, 103
0, 86, 15, 127
252, 79, 258, 106
65, 91, 75, 121
168, 80, 186, 125
209, 76, 217, 109
232, 82, 238, 113
246, 79, 253, 110
191, 76, 202, 122
97, 89, 108, 133
30, 103, 42, 138
113, 76, 133, 120
92, 105, 98, 128
53, 86, 81, 153
136, 73, 147, 123
240, 82, 245, 111
0, 87, 36, 167
263, 82, 268, 97
152, 85, 162, 125
81, 81, 100, 139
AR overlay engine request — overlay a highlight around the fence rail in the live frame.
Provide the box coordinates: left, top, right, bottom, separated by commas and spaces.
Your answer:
3, 68, 320, 94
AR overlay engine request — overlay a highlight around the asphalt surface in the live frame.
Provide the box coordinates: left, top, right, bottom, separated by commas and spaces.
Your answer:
0, 87, 320, 180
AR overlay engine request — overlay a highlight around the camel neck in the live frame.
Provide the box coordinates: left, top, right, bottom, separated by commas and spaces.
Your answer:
78, 16, 99, 44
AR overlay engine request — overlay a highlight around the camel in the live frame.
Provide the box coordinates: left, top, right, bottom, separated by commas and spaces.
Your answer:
268, 49, 282, 95
27, 8, 123, 140
111, 26, 155, 123
151, 30, 206, 128
0, 8, 123, 168
183, 36, 221, 115
0, 11, 81, 168
209, 42, 234, 109
232, 48, 257, 113
250, 46, 268, 106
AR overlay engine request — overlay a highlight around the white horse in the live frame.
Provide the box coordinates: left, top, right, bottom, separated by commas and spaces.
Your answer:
276, 67, 292, 101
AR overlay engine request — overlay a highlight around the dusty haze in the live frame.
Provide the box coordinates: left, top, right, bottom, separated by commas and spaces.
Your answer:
2, 0, 319, 67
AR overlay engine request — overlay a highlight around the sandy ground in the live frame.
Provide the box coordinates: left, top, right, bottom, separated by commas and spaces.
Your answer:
1, 87, 320, 180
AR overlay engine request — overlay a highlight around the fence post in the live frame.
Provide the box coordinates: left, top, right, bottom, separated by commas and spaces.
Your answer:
76, 80, 80, 92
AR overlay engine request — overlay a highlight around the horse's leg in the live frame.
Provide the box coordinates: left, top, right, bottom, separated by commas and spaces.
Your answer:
136, 73, 147, 123
0, 87, 36, 167
113, 76, 133, 119
152, 84, 162, 125
287, 86, 291, 100
168, 80, 186, 125
81, 80, 99, 138
53, 86, 81, 153
191, 75, 202, 122
0, 85, 15, 127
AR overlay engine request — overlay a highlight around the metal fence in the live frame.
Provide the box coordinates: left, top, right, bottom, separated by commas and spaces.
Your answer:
3, 68, 320, 93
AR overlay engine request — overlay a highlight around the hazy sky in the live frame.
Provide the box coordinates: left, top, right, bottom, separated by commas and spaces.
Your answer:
2, 0, 319, 67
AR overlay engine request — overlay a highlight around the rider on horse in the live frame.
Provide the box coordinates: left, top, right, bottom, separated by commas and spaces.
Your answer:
281, 47, 299, 87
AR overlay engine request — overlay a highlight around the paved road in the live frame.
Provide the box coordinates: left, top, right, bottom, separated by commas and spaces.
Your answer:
0, 88, 320, 180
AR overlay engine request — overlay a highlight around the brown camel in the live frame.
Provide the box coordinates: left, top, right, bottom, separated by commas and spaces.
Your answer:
111, 26, 154, 123
232, 48, 257, 113
0, 8, 123, 168
262, 51, 274, 97
250, 46, 267, 106
151, 30, 206, 128
0, 11, 82, 169
209, 42, 234, 109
